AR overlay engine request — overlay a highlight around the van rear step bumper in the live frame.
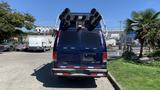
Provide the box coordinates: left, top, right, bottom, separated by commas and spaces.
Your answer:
52, 68, 108, 77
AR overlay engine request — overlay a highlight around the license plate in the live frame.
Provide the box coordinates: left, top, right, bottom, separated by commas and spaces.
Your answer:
71, 70, 90, 74
83, 53, 96, 61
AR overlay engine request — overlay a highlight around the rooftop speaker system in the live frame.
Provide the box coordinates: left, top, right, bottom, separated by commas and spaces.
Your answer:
91, 15, 102, 26
87, 8, 102, 31
90, 8, 102, 25
59, 8, 71, 30
59, 8, 70, 21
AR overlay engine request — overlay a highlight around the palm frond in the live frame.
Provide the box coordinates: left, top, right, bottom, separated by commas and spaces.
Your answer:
142, 9, 155, 20
131, 11, 143, 21
152, 11, 160, 19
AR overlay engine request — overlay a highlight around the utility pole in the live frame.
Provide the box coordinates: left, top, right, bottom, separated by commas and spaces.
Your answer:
120, 20, 122, 31
119, 20, 123, 50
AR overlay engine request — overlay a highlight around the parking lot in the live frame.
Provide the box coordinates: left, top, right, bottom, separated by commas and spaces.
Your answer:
0, 51, 114, 90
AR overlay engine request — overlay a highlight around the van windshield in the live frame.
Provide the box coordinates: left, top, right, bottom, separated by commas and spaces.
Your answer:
58, 30, 102, 49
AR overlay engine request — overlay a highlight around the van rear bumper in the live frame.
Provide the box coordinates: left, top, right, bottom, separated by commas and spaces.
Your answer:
52, 68, 108, 77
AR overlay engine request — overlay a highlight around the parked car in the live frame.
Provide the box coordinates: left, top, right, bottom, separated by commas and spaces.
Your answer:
15, 43, 27, 51
52, 8, 108, 77
0, 45, 4, 53
0, 42, 15, 51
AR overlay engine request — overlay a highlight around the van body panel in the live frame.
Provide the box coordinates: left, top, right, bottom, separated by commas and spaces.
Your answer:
52, 11, 107, 77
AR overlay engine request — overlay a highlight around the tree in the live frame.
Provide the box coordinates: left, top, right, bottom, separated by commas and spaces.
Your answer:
0, 2, 35, 42
125, 9, 160, 57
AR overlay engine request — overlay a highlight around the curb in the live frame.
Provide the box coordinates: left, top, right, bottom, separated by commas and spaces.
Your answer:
107, 72, 123, 90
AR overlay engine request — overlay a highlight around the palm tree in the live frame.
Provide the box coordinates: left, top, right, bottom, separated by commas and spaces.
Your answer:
125, 9, 160, 58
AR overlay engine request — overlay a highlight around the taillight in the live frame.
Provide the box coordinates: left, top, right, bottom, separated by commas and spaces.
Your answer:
102, 52, 107, 62
52, 52, 57, 61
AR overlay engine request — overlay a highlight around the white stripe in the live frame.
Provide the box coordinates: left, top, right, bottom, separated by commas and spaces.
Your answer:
56, 73, 63, 75
88, 66, 94, 69
60, 66, 66, 68
97, 73, 104, 76
74, 66, 80, 68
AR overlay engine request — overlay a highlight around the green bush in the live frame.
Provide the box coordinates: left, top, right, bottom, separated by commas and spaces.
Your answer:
122, 51, 138, 60
148, 50, 160, 57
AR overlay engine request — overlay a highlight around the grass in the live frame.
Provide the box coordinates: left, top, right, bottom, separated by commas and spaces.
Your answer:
108, 58, 160, 90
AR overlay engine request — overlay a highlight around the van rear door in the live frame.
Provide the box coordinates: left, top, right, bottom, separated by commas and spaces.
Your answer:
56, 30, 106, 68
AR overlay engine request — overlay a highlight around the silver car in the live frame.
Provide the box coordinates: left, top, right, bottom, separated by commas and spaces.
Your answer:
0, 45, 4, 53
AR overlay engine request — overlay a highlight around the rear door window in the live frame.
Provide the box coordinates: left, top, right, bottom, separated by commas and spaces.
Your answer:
81, 31, 102, 49
58, 31, 79, 48
58, 30, 103, 50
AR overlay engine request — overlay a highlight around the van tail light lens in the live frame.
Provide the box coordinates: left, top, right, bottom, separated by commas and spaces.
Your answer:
52, 52, 57, 61
102, 52, 107, 62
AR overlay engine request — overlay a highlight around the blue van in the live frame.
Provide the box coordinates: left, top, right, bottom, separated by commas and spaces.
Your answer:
52, 8, 107, 77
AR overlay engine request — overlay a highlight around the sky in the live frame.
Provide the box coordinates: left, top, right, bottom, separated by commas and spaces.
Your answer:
2, 0, 160, 30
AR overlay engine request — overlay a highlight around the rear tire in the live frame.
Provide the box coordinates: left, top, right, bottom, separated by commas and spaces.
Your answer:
43, 48, 46, 52
9, 47, 14, 51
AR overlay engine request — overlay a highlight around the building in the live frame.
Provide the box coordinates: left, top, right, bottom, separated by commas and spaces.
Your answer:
105, 29, 138, 46
35, 26, 58, 34
105, 29, 125, 46
35, 26, 58, 37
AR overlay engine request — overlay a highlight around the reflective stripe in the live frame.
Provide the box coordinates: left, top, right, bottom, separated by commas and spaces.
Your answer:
66, 66, 74, 68
74, 66, 80, 68
63, 72, 70, 76
88, 66, 94, 69
59, 66, 101, 69
59, 66, 66, 68
56, 73, 63, 75
97, 73, 104, 76
80, 66, 88, 68
71, 73, 86, 76
91, 73, 97, 76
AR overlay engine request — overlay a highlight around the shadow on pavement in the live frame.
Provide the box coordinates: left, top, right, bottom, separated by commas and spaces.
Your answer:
25, 50, 48, 53
31, 63, 97, 88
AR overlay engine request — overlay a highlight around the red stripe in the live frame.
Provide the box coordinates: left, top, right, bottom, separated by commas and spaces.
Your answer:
91, 73, 97, 76
65, 66, 74, 68
80, 66, 88, 68
94, 65, 101, 69
63, 72, 70, 76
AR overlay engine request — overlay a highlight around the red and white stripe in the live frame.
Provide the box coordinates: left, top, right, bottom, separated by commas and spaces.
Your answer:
58, 66, 101, 69
55, 72, 105, 77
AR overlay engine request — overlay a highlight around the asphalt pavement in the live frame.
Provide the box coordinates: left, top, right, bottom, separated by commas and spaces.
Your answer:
0, 51, 114, 90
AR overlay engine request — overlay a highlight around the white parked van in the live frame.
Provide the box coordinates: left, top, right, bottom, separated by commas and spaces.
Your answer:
26, 35, 51, 51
